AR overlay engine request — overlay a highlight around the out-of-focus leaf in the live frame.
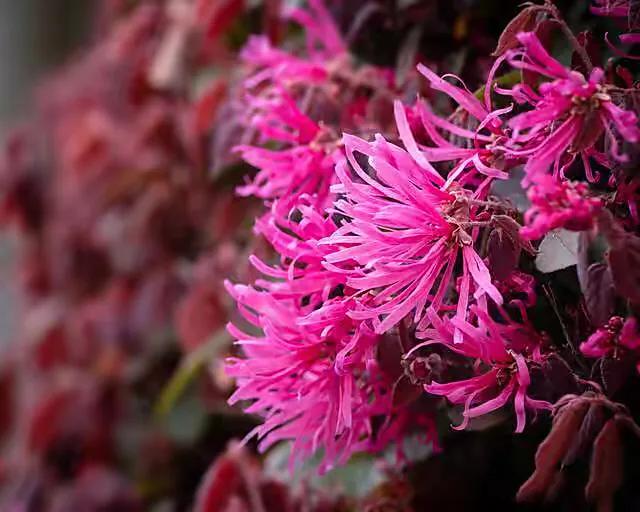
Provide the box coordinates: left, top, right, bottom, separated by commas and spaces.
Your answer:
197, 0, 245, 41
395, 26, 422, 86
608, 245, 640, 305
154, 329, 230, 418
474, 70, 522, 101
535, 230, 579, 274
488, 214, 534, 280
629, 0, 640, 30
175, 285, 226, 353
490, 166, 529, 211
397, 0, 422, 8
264, 443, 385, 499
529, 355, 578, 403
193, 448, 243, 512
192, 80, 228, 138
162, 393, 208, 444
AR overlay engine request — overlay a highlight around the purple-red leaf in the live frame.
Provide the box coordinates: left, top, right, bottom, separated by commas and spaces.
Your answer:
583, 263, 616, 327
629, 0, 640, 30
585, 419, 623, 512
492, 6, 543, 57
517, 399, 589, 502
598, 210, 640, 305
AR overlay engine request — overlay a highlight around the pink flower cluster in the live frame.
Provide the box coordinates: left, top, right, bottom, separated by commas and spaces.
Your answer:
225, 0, 640, 474
520, 175, 602, 240
581, 316, 640, 364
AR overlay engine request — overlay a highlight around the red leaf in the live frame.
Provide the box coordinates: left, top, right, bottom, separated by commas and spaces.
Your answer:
28, 391, 74, 454
194, 80, 228, 137
585, 419, 623, 511
197, 0, 245, 41
629, 0, 640, 30
492, 6, 543, 57
597, 210, 640, 305
193, 454, 243, 512
175, 285, 225, 352
582, 263, 616, 327
517, 399, 589, 503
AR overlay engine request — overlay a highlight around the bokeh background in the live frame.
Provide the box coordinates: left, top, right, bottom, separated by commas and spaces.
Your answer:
0, 0, 96, 345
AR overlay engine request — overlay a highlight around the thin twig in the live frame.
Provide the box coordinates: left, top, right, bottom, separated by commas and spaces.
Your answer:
543, 0, 593, 72
542, 283, 578, 358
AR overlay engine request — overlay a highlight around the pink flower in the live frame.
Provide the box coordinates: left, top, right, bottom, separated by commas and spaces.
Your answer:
234, 0, 396, 216
580, 316, 640, 359
411, 64, 513, 187
234, 92, 339, 212
323, 125, 502, 335
496, 271, 537, 308
224, 283, 397, 472
502, 32, 640, 179
233, 0, 349, 212
520, 175, 602, 240
287, 0, 346, 60
249, 196, 345, 304
412, 308, 551, 432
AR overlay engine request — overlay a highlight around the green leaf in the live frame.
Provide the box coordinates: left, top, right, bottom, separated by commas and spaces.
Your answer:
474, 69, 522, 101
153, 329, 230, 419
264, 443, 385, 499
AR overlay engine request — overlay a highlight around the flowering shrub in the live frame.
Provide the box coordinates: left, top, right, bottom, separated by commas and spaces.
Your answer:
2, 0, 640, 510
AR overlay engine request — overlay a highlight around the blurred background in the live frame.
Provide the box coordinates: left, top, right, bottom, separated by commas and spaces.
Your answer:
0, 0, 96, 345
0, 0, 96, 127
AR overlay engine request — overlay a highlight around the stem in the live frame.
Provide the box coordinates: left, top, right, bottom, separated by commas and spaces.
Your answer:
543, 0, 593, 72
398, 317, 410, 353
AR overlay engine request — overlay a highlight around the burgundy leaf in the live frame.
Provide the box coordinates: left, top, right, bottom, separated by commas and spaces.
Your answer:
570, 110, 604, 154
583, 263, 616, 327
197, 0, 245, 42
193, 452, 243, 512
599, 356, 636, 396
608, 245, 640, 305
492, 6, 544, 57
629, 0, 640, 30
585, 419, 623, 512
598, 210, 640, 305
175, 284, 226, 352
487, 228, 519, 281
517, 399, 589, 503
561, 402, 609, 467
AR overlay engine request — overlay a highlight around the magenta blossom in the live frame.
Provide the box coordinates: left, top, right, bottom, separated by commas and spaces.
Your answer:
249, 196, 345, 304
410, 65, 513, 188
411, 308, 551, 432
224, 283, 400, 472
496, 271, 537, 308
580, 316, 640, 364
235, 0, 398, 217
323, 121, 503, 335
520, 175, 602, 240
233, 0, 346, 212
235, 96, 339, 213
502, 32, 640, 179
